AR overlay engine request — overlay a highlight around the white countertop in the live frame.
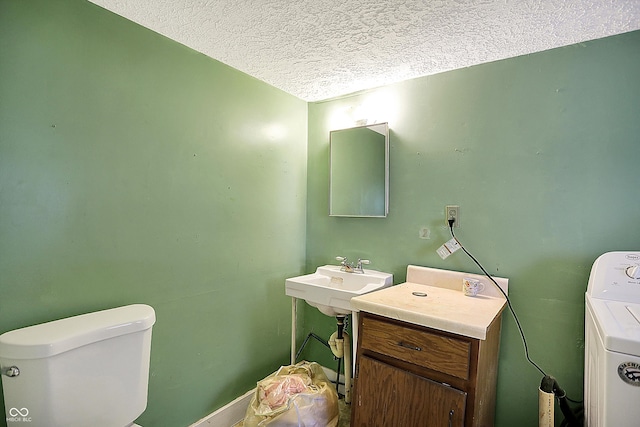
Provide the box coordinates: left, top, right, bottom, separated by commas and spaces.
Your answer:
350, 265, 508, 340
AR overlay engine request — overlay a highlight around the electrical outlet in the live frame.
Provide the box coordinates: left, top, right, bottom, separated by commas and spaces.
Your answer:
445, 205, 460, 228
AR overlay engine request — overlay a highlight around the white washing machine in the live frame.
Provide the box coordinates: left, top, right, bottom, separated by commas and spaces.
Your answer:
585, 251, 640, 426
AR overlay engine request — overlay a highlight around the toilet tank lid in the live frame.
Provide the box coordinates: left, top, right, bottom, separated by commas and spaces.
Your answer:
0, 304, 156, 360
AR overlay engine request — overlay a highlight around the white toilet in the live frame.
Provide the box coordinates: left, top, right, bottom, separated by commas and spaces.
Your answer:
0, 304, 156, 427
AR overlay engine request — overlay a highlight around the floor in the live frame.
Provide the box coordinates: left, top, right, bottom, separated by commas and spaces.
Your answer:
338, 399, 352, 427
234, 398, 351, 427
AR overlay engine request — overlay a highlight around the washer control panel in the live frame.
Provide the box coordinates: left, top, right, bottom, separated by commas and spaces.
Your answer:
626, 265, 640, 280
587, 252, 640, 303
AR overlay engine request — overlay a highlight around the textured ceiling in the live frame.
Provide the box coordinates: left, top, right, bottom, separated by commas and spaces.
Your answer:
88, 0, 640, 101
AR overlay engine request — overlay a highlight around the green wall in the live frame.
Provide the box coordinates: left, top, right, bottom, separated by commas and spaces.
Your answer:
305, 31, 640, 425
0, 1, 307, 426
2, 0, 639, 426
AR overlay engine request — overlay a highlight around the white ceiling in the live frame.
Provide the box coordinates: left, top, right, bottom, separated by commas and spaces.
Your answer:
88, 0, 640, 102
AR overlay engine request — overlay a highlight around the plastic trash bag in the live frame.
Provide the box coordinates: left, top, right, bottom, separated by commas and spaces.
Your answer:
243, 361, 339, 427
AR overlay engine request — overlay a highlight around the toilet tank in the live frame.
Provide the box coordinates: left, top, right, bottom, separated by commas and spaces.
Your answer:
0, 304, 156, 427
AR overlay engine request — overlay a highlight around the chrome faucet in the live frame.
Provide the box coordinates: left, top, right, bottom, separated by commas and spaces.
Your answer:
336, 256, 354, 272
335, 256, 370, 274
355, 258, 370, 273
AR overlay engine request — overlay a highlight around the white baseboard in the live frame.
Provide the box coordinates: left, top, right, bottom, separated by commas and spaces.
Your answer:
190, 389, 254, 427
321, 366, 346, 395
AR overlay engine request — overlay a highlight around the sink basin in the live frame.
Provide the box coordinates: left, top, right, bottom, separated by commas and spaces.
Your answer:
285, 265, 393, 316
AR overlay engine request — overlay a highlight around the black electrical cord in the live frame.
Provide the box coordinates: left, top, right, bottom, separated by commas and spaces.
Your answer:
448, 220, 584, 424
448, 220, 547, 377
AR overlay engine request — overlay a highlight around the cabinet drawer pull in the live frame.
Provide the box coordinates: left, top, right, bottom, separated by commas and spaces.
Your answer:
448, 409, 454, 427
398, 341, 422, 351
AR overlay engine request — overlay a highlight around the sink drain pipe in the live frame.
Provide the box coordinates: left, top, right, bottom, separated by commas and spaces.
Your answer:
294, 316, 352, 403
329, 316, 352, 404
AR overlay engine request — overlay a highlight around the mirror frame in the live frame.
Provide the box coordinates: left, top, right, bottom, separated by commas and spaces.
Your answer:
329, 122, 389, 217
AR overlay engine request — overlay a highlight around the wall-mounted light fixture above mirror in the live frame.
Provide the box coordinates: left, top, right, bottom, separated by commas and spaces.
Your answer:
329, 122, 389, 217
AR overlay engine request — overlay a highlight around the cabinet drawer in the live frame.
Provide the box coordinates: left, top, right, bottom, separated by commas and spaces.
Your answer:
360, 315, 471, 379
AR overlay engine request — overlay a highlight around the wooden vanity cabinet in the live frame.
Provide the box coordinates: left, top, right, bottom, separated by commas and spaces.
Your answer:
351, 312, 502, 427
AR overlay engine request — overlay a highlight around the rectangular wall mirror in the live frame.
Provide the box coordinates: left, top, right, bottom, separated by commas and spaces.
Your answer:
329, 122, 389, 217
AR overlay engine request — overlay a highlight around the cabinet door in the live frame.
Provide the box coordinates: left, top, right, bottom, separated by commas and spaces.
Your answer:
353, 355, 466, 427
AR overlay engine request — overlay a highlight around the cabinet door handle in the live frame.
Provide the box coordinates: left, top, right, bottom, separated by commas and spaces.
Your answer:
448, 409, 454, 427
398, 341, 422, 351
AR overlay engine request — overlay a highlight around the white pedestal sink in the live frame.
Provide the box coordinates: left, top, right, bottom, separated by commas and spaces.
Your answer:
285, 265, 393, 371
285, 265, 394, 316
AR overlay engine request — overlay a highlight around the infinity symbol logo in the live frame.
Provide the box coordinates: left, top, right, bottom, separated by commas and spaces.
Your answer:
9, 407, 29, 417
